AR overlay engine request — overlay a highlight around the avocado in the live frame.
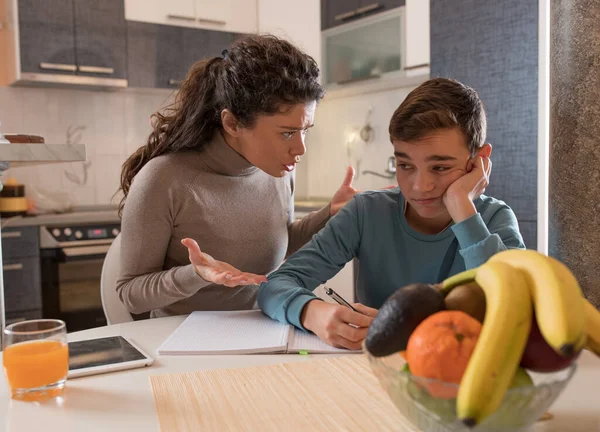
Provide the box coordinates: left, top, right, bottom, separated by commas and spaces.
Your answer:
365, 283, 445, 357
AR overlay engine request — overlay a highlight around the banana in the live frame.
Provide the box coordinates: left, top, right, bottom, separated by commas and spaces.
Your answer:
457, 261, 533, 426
440, 268, 477, 295
488, 249, 586, 357
584, 298, 600, 357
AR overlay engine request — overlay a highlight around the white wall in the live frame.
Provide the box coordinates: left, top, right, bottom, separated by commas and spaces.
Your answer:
257, 0, 321, 66
257, 0, 322, 198
306, 83, 421, 198
0, 86, 173, 210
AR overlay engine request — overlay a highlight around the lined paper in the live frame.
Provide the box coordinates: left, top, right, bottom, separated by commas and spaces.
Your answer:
288, 329, 362, 354
157, 310, 289, 355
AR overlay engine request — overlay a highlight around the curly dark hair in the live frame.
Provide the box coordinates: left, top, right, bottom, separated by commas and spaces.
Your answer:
388, 77, 486, 155
119, 34, 325, 216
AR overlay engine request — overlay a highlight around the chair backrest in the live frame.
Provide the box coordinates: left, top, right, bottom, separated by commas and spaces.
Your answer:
100, 234, 133, 325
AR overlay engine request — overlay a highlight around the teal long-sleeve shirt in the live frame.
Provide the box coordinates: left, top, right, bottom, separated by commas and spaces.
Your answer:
257, 188, 525, 330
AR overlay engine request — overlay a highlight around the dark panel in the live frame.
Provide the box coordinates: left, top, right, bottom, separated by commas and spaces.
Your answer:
323, 0, 360, 29
430, 0, 539, 222
127, 21, 186, 89
18, 0, 76, 74
5, 309, 43, 326
4, 257, 42, 313
518, 220, 537, 251
1, 226, 39, 258
73, 0, 128, 79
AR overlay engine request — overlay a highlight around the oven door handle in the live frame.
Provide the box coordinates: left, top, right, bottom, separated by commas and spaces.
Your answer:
62, 244, 111, 260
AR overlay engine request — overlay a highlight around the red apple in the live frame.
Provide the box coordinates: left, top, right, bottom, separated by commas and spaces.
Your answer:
520, 315, 581, 372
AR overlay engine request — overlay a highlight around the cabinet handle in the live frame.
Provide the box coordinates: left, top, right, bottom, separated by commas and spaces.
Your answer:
168, 79, 183, 86
3, 263, 23, 271
356, 3, 382, 15
404, 63, 430, 71
78, 65, 114, 75
167, 14, 195, 22
39, 62, 77, 72
334, 10, 358, 21
336, 74, 381, 85
1, 231, 21, 239
197, 18, 226, 25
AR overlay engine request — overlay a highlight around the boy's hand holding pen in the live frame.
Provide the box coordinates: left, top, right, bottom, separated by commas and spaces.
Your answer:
300, 286, 378, 351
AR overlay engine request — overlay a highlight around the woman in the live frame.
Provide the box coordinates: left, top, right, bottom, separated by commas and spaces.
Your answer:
116, 35, 361, 318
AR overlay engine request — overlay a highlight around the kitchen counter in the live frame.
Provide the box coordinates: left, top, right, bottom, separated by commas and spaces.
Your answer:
294, 197, 331, 213
0, 201, 329, 228
0, 207, 120, 228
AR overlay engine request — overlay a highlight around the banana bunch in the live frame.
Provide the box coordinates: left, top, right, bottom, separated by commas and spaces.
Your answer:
439, 249, 599, 426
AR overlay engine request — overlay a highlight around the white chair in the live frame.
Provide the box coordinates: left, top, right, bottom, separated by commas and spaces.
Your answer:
100, 234, 133, 325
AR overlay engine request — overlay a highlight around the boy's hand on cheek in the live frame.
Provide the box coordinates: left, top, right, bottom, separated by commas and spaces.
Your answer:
442, 156, 492, 223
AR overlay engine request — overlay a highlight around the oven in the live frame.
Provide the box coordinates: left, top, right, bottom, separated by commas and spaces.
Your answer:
40, 222, 120, 332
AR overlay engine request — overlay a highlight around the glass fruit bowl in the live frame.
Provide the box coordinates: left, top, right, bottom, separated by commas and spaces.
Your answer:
364, 347, 576, 432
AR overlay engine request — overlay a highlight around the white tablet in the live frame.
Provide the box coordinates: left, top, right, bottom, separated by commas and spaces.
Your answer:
67, 335, 154, 379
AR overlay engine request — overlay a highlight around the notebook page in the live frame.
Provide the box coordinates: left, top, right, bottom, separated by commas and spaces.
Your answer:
157, 310, 290, 355
287, 329, 362, 354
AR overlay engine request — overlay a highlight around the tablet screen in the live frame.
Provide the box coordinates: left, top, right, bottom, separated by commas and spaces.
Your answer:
68, 336, 148, 371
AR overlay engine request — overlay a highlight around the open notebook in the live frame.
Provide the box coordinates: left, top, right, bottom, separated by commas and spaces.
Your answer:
157, 310, 362, 355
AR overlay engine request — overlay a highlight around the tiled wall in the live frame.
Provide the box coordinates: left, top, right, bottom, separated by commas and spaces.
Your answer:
306, 83, 420, 198
0, 86, 173, 210
0, 81, 420, 207
430, 0, 539, 249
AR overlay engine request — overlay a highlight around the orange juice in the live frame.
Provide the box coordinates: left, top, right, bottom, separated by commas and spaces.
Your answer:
3, 339, 69, 390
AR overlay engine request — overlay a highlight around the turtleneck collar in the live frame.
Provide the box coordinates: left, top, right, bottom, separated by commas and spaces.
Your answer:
201, 131, 259, 176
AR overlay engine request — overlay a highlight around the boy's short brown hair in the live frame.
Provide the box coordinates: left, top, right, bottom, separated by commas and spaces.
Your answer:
389, 78, 487, 155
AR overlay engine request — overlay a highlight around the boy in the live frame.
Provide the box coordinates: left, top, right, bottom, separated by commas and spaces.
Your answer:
257, 78, 525, 350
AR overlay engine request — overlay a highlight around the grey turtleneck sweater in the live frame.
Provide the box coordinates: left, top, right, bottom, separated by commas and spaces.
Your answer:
116, 132, 330, 317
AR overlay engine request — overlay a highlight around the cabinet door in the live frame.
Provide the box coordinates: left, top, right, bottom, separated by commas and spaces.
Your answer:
17, 0, 77, 75
73, 0, 127, 80
182, 28, 239, 81
195, 0, 229, 27
3, 257, 42, 313
323, 0, 360, 30
125, 0, 196, 27
363, 0, 404, 11
127, 21, 187, 89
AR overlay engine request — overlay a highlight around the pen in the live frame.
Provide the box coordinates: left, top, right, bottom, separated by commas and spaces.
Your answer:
324, 286, 358, 312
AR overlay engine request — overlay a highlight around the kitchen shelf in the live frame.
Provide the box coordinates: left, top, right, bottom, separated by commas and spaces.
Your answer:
0, 144, 87, 166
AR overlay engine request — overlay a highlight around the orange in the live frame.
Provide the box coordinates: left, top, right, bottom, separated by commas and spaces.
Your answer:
406, 310, 482, 399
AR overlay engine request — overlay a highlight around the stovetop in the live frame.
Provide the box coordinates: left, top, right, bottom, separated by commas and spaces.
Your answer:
1, 205, 120, 229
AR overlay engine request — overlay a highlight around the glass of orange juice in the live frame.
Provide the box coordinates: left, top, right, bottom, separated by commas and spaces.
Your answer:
3, 319, 68, 401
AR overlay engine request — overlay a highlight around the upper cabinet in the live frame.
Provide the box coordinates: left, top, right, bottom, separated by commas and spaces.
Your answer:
321, 0, 405, 30
124, 0, 257, 34
127, 21, 239, 89
321, 0, 429, 92
3, 0, 127, 88
322, 8, 404, 87
72, 0, 128, 80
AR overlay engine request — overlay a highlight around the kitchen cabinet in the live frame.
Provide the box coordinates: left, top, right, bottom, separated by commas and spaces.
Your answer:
73, 0, 128, 80
1, 226, 42, 324
124, 0, 257, 34
321, 0, 405, 30
322, 8, 405, 87
16, 0, 77, 77
6, 0, 127, 87
127, 21, 239, 89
